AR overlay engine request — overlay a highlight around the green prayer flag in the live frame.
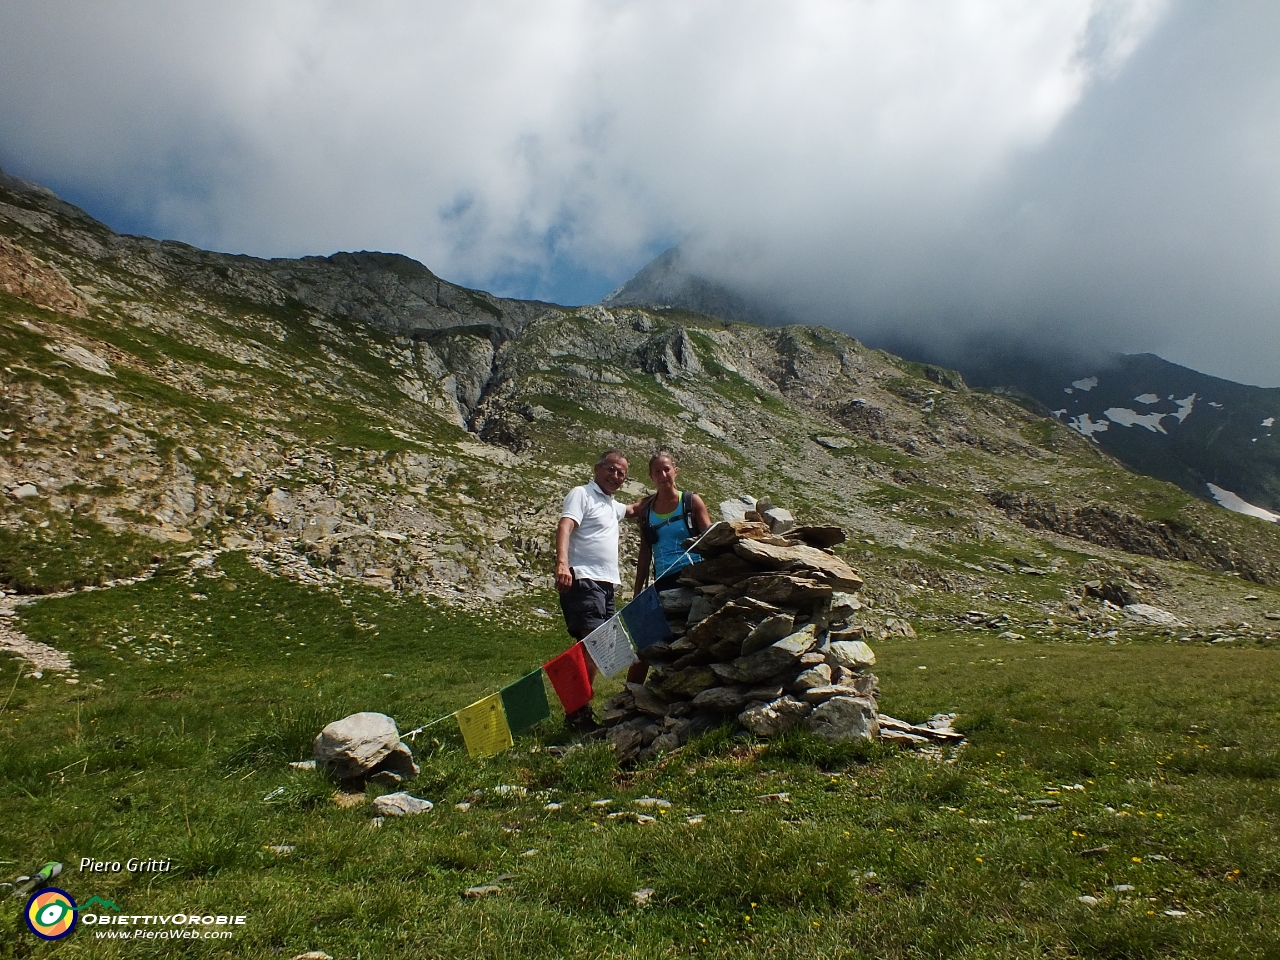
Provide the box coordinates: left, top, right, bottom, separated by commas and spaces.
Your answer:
500, 668, 551, 734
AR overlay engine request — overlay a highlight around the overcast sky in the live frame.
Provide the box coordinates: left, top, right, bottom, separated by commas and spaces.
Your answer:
1, 1, 1277, 385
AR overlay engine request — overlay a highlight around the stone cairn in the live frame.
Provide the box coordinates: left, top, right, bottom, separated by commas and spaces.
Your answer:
602, 503, 963, 764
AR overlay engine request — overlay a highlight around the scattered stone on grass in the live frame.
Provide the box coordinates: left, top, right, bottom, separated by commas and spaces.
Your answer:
462, 885, 502, 898
371, 792, 433, 817
633, 887, 656, 907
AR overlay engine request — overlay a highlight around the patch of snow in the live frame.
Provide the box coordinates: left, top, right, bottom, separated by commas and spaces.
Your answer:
1208, 401, 1223, 409
1104, 408, 1167, 434
1134, 393, 1160, 405
1071, 377, 1099, 392
1172, 394, 1195, 423
1051, 409, 1067, 418
1207, 484, 1280, 524
1064, 387, 1073, 395
1263, 417, 1275, 428
1068, 414, 1109, 440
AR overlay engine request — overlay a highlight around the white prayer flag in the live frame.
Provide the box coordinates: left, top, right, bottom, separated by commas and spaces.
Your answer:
581, 615, 638, 677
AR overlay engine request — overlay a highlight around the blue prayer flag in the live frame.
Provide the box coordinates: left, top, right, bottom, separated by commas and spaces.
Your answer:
621, 585, 673, 651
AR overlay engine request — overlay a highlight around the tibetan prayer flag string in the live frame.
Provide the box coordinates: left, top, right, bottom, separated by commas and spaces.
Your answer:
620, 584, 673, 651
454, 692, 513, 758
500, 668, 551, 734
582, 614, 638, 678
543, 642, 593, 715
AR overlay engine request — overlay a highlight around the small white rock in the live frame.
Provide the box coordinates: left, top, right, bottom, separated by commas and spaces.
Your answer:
544, 802, 562, 811
371, 792, 433, 817
1078, 895, 1099, 906
632, 887, 655, 907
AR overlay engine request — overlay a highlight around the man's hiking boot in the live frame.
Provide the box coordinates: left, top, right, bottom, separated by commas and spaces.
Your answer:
564, 706, 602, 735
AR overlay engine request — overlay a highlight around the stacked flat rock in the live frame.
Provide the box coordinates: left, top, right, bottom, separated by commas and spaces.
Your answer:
603, 508, 889, 764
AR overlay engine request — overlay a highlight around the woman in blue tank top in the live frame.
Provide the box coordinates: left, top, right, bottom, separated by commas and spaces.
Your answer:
633, 451, 713, 596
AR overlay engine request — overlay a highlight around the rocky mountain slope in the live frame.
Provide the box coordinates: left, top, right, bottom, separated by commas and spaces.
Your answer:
607, 247, 1280, 519
946, 347, 1280, 516
3, 170, 1280, 643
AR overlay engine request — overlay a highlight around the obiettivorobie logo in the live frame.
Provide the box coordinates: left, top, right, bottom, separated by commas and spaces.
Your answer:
24, 888, 77, 940
24, 888, 247, 942
81, 902, 248, 941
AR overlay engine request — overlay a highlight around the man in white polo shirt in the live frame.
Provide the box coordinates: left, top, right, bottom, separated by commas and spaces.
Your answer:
555, 449, 631, 731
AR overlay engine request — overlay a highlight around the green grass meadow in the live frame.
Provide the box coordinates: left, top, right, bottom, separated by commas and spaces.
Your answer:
2, 555, 1279, 958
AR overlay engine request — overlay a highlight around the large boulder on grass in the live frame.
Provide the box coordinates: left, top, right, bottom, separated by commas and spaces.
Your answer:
314, 712, 419, 781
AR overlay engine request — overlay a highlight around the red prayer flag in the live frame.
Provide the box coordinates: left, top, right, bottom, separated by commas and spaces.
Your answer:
543, 642, 593, 715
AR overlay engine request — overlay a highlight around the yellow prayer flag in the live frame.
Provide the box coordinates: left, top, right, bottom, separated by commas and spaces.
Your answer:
455, 692, 513, 758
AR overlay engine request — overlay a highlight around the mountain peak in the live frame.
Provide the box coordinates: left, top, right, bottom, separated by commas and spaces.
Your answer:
601, 246, 781, 325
